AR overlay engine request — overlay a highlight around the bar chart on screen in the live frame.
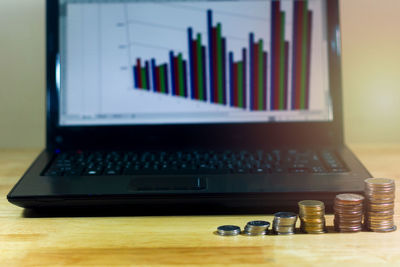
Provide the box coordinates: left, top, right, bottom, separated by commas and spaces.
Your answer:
61, 0, 332, 126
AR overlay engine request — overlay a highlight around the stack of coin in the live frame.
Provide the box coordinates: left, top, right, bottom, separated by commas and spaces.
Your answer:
334, 193, 364, 232
272, 212, 297, 235
364, 178, 396, 232
217, 225, 241, 236
243, 220, 270, 236
298, 200, 326, 234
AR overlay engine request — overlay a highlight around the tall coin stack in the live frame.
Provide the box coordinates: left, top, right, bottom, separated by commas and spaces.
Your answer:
334, 193, 364, 232
298, 200, 326, 234
364, 178, 397, 232
272, 212, 297, 235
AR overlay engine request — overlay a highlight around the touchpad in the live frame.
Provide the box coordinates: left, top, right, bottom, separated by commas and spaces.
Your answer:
128, 176, 207, 191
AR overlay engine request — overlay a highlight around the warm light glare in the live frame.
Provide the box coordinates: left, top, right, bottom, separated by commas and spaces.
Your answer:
341, 0, 400, 143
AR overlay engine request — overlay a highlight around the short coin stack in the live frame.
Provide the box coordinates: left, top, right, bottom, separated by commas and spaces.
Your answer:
334, 193, 364, 232
364, 178, 396, 232
217, 225, 241, 236
243, 221, 270, 236
298, 200, 326, 234
272, 212, 297, 235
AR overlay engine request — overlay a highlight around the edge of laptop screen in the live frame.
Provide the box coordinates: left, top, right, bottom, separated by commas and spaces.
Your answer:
58, 0, 333, 126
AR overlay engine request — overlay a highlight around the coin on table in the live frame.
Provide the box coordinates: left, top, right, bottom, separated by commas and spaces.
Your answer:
217, 225, 241, 236
364, 178, 396, 232
299, 200, 326, 234
273, 212, 297, 235
243, 221, 270, 236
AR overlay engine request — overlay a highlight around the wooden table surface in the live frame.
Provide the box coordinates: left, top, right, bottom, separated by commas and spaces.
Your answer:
1, 144, 400, 266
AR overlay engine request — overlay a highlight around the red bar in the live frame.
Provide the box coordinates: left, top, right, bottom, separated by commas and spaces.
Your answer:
263, 52, 267, 110
284, 42, 289, 110
233, 63, 238, 107
273, 10, 281, 110
253, 43, 259, 110
212, 27, 218, 103
156, 67, 161, 92
306, 11, 313, 109
173, 57, 180, 96
192, 41, 199, 99
136, 59, 142, 88
295, 2, 304, 109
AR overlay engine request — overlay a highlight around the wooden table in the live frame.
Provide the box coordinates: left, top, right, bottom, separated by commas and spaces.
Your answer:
1, 144, 399, 266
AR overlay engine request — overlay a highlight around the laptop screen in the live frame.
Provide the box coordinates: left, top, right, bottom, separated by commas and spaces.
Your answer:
58, 0, 333, 126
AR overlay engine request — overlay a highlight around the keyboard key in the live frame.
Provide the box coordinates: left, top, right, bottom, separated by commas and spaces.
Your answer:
289, 168, 310, 174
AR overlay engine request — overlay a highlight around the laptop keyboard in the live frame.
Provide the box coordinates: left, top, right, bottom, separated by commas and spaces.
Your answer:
43, 149, 348, 176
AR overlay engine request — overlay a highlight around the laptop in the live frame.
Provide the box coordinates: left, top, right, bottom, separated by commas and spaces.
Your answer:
7, 0, 371, 214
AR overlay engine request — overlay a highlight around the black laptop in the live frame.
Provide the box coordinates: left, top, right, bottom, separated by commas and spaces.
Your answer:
7, 0, 371, 213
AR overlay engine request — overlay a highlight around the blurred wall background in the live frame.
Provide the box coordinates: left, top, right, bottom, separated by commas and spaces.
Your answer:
0, 0, 399, 148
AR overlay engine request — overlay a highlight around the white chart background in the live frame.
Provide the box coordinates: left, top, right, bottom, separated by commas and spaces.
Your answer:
60, 0, 332, 125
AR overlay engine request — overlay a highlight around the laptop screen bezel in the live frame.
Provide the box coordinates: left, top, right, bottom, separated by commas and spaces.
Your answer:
46, 0, 344, 150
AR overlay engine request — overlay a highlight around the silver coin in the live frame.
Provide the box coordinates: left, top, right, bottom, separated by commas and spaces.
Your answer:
246, 220, 270, 228
242, 229, 268, 236
217, 225, 241, 236
274, 212, 297, 219
243, 221, 270, 236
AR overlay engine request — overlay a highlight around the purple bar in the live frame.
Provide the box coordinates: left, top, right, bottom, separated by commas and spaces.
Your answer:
222, 37, 227, 105
169, 51, 176, 96
202, 46, 207, 101
242, 48, 247, 109
133, 66, 138, 89
162, 63, 168, 94
183, 60, 188, 97
188, 27, 195, 99
151, 59, 157, 92
229, 52, 234, 107
263, 51, 268, 110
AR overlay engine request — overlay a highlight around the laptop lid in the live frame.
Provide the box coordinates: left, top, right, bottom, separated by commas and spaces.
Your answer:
46, 0, 343, 150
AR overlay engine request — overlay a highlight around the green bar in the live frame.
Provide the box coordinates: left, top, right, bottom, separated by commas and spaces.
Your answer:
178, 53, 184, 96
258, 39, 264, 110
141, 68, 147, 89
196, 34, 204, 100
279, 12, 286, 110
160, 65, 165, 93
300, 2, 308, 109
216, 23, 223, 104
237, 62, 243, 108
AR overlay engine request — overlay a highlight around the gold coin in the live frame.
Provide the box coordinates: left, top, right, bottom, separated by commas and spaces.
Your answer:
298, 200, 325, 207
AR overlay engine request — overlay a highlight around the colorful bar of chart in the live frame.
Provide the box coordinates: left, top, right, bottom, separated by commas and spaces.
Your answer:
151, 59, 169, 94
250, 33, 267, 111
229, 48, 247, 109
270, 1, 287, 111
134, 59, 150, 90
188, 28, 207, 101
170, 51, 188, 98
208, 10, 226, 105
131, 0, 313, 112
292, 0, 313, 110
